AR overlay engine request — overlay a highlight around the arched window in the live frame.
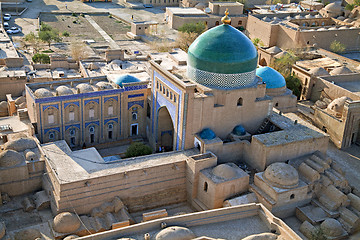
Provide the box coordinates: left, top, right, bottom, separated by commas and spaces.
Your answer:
108, 123, 113, 129
132, 112, 138, 121
70, 129, 76, 136
238, 20, 242, 25
204, 182, 208, 192
237, 98, 243, 106
49, 132, 55, 140
215, 21, 219, 26
89, 126, 95, 133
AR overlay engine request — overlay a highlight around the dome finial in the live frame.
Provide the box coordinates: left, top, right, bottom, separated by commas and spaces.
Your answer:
221, 9, 231, 25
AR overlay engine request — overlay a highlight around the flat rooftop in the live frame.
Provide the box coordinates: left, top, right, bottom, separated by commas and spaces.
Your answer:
296, 57, 342, 70
254, 112, 326, 146
41, 140, 198, 183
333, 80, 360, 95
167, 7, 207, 15
0, 116, 30, 134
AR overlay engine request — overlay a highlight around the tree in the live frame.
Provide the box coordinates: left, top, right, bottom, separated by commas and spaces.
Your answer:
32, 53, 50, 64
70, 41, 88, 62
285, 75, 302, 99
125, 142, 152, 158
176, 32, 199, 52
38, 24, 61, 48
330, 40, 346, 54
271, 52, 298, 77
270, 52, 301, 98
24, 32, 40, 53
176, 22, 206, 52
252, 38, 263, 49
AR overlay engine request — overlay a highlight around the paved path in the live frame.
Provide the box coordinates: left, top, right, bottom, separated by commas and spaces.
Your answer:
85, 14, 119, 49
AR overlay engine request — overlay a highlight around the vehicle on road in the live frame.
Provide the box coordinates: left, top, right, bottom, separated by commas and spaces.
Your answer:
3, 14, 11, 21
6, 27, 21, 34
3, 22, 9, 30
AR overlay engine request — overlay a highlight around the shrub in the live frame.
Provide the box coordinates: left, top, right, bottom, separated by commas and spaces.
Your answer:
72, 13, 77, 17
330, 40, 346, 53
62, 31, 70, 37
32, 53, 50, 64
125, 142, 152, 158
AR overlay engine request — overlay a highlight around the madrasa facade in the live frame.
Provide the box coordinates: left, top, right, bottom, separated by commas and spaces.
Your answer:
25, 13, 324, 171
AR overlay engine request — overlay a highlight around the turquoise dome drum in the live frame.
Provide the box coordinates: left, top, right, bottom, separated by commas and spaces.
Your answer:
187, 24, 258, 90
256, 67, 286, 89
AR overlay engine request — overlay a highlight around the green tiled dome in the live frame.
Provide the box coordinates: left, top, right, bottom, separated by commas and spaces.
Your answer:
188, 25, 258, 74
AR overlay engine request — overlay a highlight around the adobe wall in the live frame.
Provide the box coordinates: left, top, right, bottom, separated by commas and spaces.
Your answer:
203, 140, 244, 163
297, 29, 360, 51
243, 134, 328, 171
44, 159, 188, 215
312, 76, 360, 101
0, 76, 27, 101
313, 108, 345, 148
247, 15, 278, 47
0, 160, 44, 196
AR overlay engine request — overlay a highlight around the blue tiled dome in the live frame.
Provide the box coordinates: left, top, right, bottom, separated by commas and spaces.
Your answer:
187, 24, 258, 90
199, 128, 216, 140
112, 75, 141, 87
233, 125, 246, 136
256, 67, 286, 89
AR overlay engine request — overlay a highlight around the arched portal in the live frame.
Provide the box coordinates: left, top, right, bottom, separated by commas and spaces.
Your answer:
259, 58, 267, 66
157, 107, 174, 152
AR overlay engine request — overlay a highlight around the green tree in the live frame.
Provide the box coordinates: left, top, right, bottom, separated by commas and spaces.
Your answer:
178, 22, 206, 34
330, 40, 346, 53
125, 142, 152, 158
24, 32, 40, 53
271, 52, 298, 77
285, 75, 302, 99
252, 38, 263, 49
38, 24, 61, 48
32, 53, 50, 64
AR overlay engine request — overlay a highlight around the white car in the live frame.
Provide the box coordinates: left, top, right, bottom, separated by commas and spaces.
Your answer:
6, 27, 21, 34
3, 22, 9, 30
3, 14, 11, 21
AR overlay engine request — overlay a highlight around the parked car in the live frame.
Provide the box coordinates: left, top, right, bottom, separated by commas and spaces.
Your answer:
3, 14, 11, 21
6, 27, 21, 34
3, 22, 9, 30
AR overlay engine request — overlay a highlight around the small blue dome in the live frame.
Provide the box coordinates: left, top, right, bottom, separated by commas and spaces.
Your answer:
112, 75, 141, 87
199, 128, 216, 140
256, 67, 286, 89
233, 125, 246, 136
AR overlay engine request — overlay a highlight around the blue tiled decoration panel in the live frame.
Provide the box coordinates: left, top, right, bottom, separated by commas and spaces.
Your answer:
104, 118, 118, 125
124, 85, 147, 92
85, 121, 100, 128
42, 104, 59, 111
128, 100, 144, 110
65, 124, 81, 131
84, 99, 100, 105
64, 102, 80, 108
128, 93, 144, 98
44, 127, 60, 134
104, 96, 118, 103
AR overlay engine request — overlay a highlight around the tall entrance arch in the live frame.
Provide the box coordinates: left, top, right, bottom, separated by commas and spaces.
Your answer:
157, 107, 174, 152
